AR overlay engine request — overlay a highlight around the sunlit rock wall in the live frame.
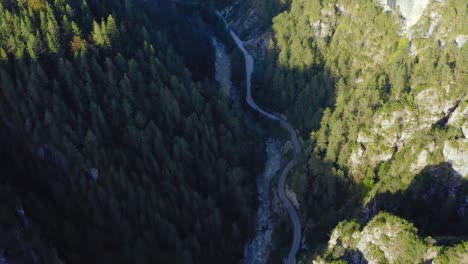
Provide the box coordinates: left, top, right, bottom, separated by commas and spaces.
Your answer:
379, 0, 430, 28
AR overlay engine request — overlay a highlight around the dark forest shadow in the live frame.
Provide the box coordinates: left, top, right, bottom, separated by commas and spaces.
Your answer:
250, 34, 337, 138
344, 250, 368, 264
286, 153, 360, 255
0, 121, 71, 263
367, 163, 468, 239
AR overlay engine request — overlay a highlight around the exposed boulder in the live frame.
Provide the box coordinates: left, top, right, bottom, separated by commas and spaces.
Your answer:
88, 168, 99, 181
286, 186, 300, 209
443, 141, 468, 177
410, 149, 429, 173
455, 35, 468, 48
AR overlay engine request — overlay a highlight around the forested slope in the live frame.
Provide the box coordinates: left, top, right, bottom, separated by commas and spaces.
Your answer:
0, 0, 263, 263
247, 0, 468, 261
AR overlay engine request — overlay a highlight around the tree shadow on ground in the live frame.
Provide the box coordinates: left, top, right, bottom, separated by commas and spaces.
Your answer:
367, 163, 468, 239
299, 154, 360, 242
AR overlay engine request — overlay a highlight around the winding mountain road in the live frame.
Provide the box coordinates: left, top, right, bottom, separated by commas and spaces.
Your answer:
169, 2, 302, 262
228, 25, 302, 264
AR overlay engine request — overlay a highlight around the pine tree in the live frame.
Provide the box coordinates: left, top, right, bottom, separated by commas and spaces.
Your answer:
44, 5, 60, 54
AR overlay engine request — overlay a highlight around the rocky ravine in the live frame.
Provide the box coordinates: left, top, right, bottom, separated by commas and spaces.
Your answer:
219, 13, 303, 264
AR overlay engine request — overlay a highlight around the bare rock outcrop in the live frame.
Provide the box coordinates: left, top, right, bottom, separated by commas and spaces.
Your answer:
378, 0, 430, 29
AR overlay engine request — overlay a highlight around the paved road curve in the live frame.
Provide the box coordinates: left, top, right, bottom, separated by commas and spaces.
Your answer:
227, 22, 302, 264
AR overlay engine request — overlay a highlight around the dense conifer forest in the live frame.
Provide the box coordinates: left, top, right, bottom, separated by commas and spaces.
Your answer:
0, 0, 264, 263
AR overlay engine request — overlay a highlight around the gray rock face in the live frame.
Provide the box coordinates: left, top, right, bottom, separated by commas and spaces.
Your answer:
349, 87, 459, 171
379, 0, 430, 28
448, 102, 468, 138
445, 102, 468, 177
